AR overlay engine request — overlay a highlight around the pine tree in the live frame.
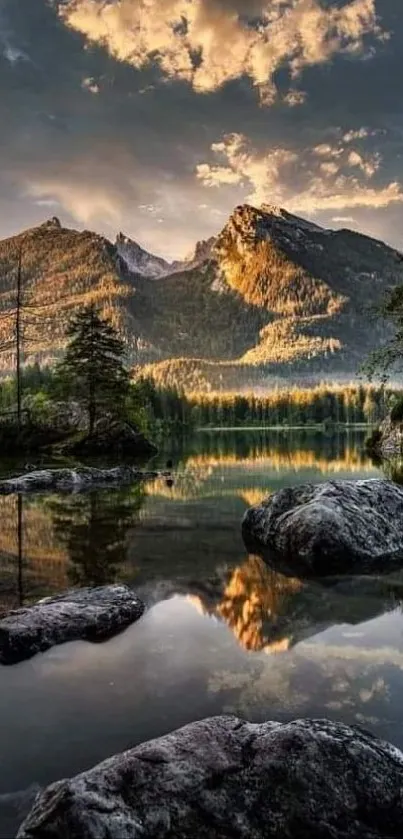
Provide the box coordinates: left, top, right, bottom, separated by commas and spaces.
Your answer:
58, 305, 130, 435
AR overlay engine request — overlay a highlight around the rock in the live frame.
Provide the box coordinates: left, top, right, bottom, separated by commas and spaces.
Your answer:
0, 465, 158, 495
64, 419, 157, 457
17, 716, 403, 838
372, 414, 403, 458
242, 478, 403, 575
0, 584, 144, 665
0, 785, 42, 839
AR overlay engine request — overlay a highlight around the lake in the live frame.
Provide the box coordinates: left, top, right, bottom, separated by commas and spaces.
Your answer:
2, 429, 403, 836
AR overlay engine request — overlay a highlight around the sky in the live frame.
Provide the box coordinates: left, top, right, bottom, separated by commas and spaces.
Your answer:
1, 0, 403, 259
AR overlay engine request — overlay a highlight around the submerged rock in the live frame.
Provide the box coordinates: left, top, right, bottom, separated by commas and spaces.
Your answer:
0, 465, 158, 495
0, 584, 144, 665
17, 716, 403, 838
242, 478, 403, 575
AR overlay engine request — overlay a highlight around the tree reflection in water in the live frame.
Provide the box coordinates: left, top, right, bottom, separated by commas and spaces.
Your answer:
17, 494, 23, 606
48, 485, 146, 587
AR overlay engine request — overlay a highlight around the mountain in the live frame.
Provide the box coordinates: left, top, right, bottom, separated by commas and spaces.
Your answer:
0, 205, 402, 389
0, 217, 143, 369
135, 203, 403, 389
115, 232, 216, 278
115, 233, 173, 279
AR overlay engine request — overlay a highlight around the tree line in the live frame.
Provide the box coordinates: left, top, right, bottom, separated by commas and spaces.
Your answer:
188, 385, 398, 428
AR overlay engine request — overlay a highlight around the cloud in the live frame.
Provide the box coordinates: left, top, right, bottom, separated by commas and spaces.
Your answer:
1, 0, 403, 258
196, 131, 403, 214
0, 3, 29, 64
58, 0, 384, 103
283, 89, 307, 107
24, 178, 122, 226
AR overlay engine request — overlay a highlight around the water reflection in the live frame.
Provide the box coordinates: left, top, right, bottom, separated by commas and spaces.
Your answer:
47, 486, 146, 587
2, 431, 403, 839
0, 431, 381, 617
181, 556, 403, 654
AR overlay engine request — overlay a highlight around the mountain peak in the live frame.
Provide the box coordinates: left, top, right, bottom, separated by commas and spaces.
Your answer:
182, 236, 216, 268
115, 232, 172, 279
40, 216, 62, 230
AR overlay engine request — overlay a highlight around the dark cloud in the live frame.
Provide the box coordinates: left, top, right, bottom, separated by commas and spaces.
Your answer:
0, 0, 402, 258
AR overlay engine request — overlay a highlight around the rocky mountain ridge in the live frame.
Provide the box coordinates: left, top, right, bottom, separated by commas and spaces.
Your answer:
0, 204, 402, 389
116, 232, 216, 279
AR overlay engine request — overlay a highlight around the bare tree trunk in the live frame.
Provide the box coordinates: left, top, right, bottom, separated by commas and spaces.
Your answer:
17, 494, 24, 607
88, 306, 96, 435
16, 247, 23, 431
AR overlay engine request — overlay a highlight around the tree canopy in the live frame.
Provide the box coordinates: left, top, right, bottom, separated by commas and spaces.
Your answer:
364, 287, 403, 383
57, 305, 130, 434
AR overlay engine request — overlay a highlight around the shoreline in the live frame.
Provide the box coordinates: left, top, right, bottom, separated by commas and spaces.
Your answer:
196, 423, 373, 432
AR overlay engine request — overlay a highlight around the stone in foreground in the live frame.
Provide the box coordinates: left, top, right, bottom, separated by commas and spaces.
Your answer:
242, 478, 403, 575
0, 466, 158, 495
17, 716, 403, 838
0, 585, 144, 665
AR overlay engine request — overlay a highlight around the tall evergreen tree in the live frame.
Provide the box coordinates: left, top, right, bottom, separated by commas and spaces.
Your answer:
58, 305, 130, 434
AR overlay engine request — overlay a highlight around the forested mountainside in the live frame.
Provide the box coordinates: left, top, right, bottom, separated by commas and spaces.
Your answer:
1, 205, 402, 390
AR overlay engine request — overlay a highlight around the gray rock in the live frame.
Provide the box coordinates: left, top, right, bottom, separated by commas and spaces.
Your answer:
377, 415, 403, 458
0, 466, 158, 495
17, 716, 403, 838
0, 584, 144, 665
242, 478, 403, 575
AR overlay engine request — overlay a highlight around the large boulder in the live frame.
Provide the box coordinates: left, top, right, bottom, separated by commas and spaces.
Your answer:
242, 479, 403, 575
0, 584, 144, 665
0, 465, 158, 495
17, 716, 403, 838
64, 419, 157, 457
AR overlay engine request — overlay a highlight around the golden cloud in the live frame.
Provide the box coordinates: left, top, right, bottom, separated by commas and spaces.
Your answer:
59, 0, 383, 103
196, 131, 403, 213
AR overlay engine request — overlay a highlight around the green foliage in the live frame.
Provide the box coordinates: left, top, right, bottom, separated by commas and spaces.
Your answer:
56, 305, 130, 434
23, 391, 55, 425
363, 285, 403, 383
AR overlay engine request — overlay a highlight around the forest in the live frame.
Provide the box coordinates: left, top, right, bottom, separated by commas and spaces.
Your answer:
0, 366, 397, 434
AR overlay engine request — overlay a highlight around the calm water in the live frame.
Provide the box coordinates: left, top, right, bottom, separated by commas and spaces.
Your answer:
2, 430, 403, 836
